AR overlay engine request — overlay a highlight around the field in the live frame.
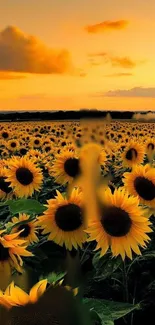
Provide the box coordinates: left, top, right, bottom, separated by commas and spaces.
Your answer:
0, 118, 155, 325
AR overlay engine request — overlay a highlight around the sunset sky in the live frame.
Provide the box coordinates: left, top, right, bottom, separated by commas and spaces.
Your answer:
0, 0, 155, 111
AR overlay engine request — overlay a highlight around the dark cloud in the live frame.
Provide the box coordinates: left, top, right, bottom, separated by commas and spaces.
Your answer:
103, 87, 155, 97
0, 26, 74, 74
85, 20, 128, 33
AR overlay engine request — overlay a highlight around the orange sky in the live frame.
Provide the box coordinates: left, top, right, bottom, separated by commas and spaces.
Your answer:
0, 0, 155, 111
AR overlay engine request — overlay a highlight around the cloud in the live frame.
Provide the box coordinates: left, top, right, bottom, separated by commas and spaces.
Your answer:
105, 72, 133, 77
0, 71, 26, 79
79, 72, 87, 77
0, 26, 74, 74
88, 52, 137, 69
110, 56, 136, 69
85, 20, 128, 33
103, 87, 155, 97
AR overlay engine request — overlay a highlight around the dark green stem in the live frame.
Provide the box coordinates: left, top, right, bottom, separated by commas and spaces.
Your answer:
80, 242, 91, 264
122, 260, 129, 302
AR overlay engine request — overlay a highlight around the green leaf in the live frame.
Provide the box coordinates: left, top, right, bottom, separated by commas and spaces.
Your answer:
89, 310, 102, 325
0, 202, 6, 207
4, 199, 46, 215
40, 271, 67, 284
142, 251, 155, 259
93, 252, 122, 281
84, 298, 114, 325
101, 300, 140, 320
84, 298, 140, 322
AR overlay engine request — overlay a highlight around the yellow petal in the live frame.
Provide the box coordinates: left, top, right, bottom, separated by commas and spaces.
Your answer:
29, 279, 47, 303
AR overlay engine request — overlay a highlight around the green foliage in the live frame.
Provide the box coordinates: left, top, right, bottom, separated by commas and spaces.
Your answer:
92, 252, 122, 281
1, 199, 46, 215
40, 271, 66, 284
89, 310, 102, 325
84, 298, 140, 324
84, 298, 114, 325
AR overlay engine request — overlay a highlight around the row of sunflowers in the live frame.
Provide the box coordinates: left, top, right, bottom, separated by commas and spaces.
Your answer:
0, 118, 154, 325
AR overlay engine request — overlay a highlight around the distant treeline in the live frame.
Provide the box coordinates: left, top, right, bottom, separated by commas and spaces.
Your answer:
0, 110, 152, 121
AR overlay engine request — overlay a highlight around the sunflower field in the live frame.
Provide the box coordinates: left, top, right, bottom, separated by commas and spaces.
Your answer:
0, 117, 155, 325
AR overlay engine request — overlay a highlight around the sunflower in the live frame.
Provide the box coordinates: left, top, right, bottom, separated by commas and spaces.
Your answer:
86, 187, 152, 260
0, 280, 81, 325
0, 279, 48, 308
0, 159, 6, 169
145, 137, 155, 160
121, 141, 145, 168
123, 164, 155, 207
49, 135, 57, 145
64, 142, 76, 152
0, 278, 78, 309
1, 148, 9, 159
42, 143, 53, 155
50, 149, 81, 185
6, 214, 39, 245
37, 188, 87, 250
0, 230, 33, 273
8, 139, 19, 152
0, 167, 14, 200
0, 130, 10, 140
30, 137, 42, 149
6, 156, 43, 198
18, 146, 28, 156
25, 149, 43, 164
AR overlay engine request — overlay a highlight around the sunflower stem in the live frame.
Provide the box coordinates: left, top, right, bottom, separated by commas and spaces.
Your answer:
80, 242, 91, 264
130, 280, 137, 325
122, 260, 129, 303
0, 213, 12, 229
34, 191, 39, 200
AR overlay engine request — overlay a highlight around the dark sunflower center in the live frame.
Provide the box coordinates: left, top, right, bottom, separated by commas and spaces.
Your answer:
0, 176, 12, 193
148, 143, 154, 150
45, 146, 51, 152
64, 158, 81, 178
0, 243, 10, 261
20, 148, 27, 155
11, 142, 16, 148
2, 132, 8, 139
101, 206, 132, 237
34, 139, 40, 145
125, 148, 138, 161
16, 167, 33, 185
134, 176, 155, 200
55, 203, 83, 231
18, 224, 31, 237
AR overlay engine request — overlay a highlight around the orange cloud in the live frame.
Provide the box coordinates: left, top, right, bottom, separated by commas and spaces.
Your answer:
88, 52, 137, 69
79, 72, 87, 77
105, 73, 133, 77
85, 20, 128, 33
110, 56, 136, 69
0, 71, 26, 80
103, 87, 155, 97
0, 26, 74, 74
